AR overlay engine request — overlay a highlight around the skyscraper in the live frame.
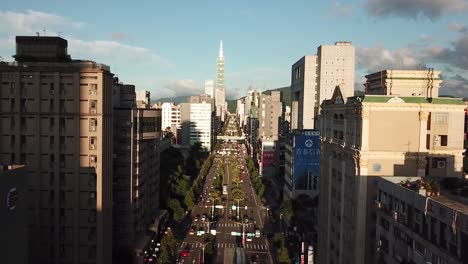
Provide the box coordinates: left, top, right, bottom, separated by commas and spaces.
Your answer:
215, 40, 226, 120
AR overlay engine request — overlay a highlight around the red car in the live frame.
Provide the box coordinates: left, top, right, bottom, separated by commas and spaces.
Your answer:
181, 249, 189, 257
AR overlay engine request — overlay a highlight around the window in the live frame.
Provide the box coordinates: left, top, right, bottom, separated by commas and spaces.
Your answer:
49, 83, 55, 95
89, 100, 97, 113
49, 99, 54, 112
10, 98, 15, 111
434, 113, 448, 124
49, 117, 55, 131
89, 118, 97, 131
440, 135, 448, 146
59, 99, 65, 113
21, 116, 26, 128
89, 137, 97, 150
89, 84, 97, 95
90, 155, 97, 165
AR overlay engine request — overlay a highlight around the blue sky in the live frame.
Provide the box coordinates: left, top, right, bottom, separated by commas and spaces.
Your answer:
0, 0, 467, 99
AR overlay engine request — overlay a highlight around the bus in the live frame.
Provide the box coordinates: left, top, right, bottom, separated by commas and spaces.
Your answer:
222, 184, 228, 195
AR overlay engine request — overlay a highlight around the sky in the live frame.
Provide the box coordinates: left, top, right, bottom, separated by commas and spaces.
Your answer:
0, 0, 467, 99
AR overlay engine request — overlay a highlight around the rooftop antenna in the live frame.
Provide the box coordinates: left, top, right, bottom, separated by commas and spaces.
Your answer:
43, 28, 46, 36
36, 32, 40, 36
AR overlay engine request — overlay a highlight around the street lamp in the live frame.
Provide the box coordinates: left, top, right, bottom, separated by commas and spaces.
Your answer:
196, 241, 212, 264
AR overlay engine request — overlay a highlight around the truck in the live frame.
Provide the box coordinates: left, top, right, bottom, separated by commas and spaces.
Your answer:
222, 184, 228, 195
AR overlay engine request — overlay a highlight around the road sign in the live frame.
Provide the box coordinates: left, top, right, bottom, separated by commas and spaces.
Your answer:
230, 231, 241, 236
232, 205, 237, 210
215, 205, 224, 209
246, 233, 255, 237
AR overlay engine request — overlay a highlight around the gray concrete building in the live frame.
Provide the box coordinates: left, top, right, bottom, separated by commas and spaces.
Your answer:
291, 42, 355, 130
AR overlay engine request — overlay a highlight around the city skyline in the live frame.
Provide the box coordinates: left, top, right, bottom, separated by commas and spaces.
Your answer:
0, 0, 467, 100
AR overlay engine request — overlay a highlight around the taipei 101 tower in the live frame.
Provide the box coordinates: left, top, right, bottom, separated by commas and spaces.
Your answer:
215, 40, 226, 121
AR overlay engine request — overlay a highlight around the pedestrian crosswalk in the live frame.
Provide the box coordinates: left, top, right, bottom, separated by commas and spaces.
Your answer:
192, 222, 255, 228
180, 242, 268, 250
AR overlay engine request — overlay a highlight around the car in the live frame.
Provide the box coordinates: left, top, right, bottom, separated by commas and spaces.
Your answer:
201, 214, 206, 222
181, 250, 189, 257
255, 230, 261, 238
193, 215, 199, 222
189, 228, 195, 235
246, 236, 252, 242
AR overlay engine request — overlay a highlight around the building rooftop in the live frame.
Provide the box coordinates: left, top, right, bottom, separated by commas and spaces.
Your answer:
382, 176, 468, 215
355, 95, 465, 105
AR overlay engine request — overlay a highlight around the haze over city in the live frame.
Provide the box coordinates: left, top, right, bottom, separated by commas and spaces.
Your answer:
0, 0, 467, 99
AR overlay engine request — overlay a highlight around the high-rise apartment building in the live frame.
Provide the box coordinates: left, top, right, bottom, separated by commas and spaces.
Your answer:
291, 42, 355, 130
112, 84, 161, 264
180, 101, 213, 150
0, 36, 113, 264
0, 165, 28, 264
317, 81, 466, 264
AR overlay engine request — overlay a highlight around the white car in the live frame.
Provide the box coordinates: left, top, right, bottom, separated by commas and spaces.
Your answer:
246, 237, 252, 242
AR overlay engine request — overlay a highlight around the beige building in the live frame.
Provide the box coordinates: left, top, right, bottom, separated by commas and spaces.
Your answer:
291, 42, 355, 130
258, 91, 283, 141
0, 165, 28, 264
375, 176, 468, 264
317, 83, 466, 264
113, 84, 161, 264
0, 36, 113, 264
365, 69, 442, 98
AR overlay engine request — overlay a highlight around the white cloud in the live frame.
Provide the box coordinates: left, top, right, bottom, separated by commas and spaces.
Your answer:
356, 44, 423, 72
448, 22, 467, 32
357, 33, 468, 97
365, 0, 468, 20
332, 1, 353, 17
0, 9, 84, 35
67, 38, 172, 67
162, 79, 203, 97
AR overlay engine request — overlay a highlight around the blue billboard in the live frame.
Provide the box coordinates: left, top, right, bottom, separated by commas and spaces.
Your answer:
293, 132, 320, 190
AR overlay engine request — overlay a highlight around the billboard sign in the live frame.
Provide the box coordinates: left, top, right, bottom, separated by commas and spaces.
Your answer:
293, 132, 320, 190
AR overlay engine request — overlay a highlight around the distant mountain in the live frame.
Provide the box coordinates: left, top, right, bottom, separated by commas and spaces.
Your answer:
151, 96, 190, 105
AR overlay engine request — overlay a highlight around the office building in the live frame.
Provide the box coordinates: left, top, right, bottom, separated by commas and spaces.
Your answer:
160, 102, 181, 141
0, 36, 113, 264
374, 176, 468, 264
283, 130, 321, 199
112, 84, 161, 264
190, 94, 217, 149
215, 40, 227, 121
317, 83, 466, 264
258, 91, 283, 141
0, 165, 28, 264
180, 100, 213, 151
364, 69, 441, 98
291, 42, 355, 130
